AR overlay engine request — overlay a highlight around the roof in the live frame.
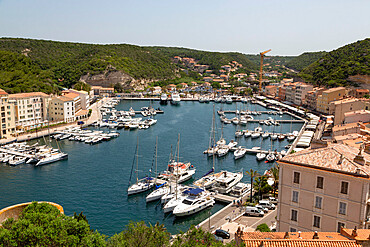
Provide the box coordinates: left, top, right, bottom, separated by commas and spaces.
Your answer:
332, 97, 362, 105
54, 96, 74, 102
9, 92, 49, 99
237, 230, 364, 247
345, 110, 370, 117
280, 143, 370, 177
341, 228, 370, 241
323, 87, 346, 93
356, 89, 369, 93
332, 122, 363, 132
63, 92, 80, 99
0, 89, 8, 95
75, 109, 88, 116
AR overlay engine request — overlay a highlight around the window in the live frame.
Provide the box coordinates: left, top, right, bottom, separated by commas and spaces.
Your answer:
292, 191, 299, 203
290, 228, 297, 232
313, 216, 321, 228
315, 196, 322, 209
291, 209, 298, 221
341, 181, 349, 194
339, 202, 347, 215
337, 222, 345, 233
316, 176, 324, 189
293, 172, 300, 184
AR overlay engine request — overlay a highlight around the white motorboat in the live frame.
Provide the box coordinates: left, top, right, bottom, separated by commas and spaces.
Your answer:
193, 171, 223, 189
163, 194, 186, 213
172, 188, 215, 216
8, 156, 27, 166
234, 147, 247, 160
292, 131, 299, 136
227, 140, 238, 150
217, 146, 229, 157
270, 134, 278, 140
266, 152, 276, 162
225, 96, 233, 104
244, 131, 252, 138
216, 138, 226, 146
171, 93, 181, 105
204, 146, 218, 156
255, 127, 262, 132
256, 152, 266, 161
251, 132, 261, 139
212, 170, 243, 194
160, 94, 168, 104
278, 134, 285, 141
230, 182, 251, 197
287, 135, 295, 142
262, 132, 269, 139
235, 130, 244, 137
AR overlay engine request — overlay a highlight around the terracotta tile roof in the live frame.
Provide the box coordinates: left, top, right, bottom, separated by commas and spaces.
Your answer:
9, 92, 49, 99
241, 240, 360, 247
341, 228, 370, 241
75, 109, 88, 116
0, 89, 8, 95
238, 230, 364, 247
323, 87, 346, 93
62, 92, 80, 99
56, 96, 74, 102
356, 89, 369, 93
280, 143, 370, 177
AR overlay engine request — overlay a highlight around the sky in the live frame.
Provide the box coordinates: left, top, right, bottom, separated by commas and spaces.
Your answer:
0, 0, 369, 56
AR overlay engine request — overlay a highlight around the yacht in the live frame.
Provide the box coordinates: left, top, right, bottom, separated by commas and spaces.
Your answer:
8, 156, 27, 166
128, 177, 154, 195
146, 184, 170, 202
160, 93, 168, 104
35, 151, 68, 166
266, 151, 276, 162
172, 188, 215, 216
234, 147, 247, 160
225, 96, 233, 104
212, 170, 243, 194
171, 93, 181, 105
270, 134, 278, 140
217, 145, 229, 157
158, 162, 196, 184
244, 131, 252, 138
262, 132, 270, 139
287, 135, 295, 142
230, 182, 251, 197
256, 152, 266, 161
193, 171, 223, 189
227, 140, 238, 150
235, 130, 244, 137
251, 132, 261, 139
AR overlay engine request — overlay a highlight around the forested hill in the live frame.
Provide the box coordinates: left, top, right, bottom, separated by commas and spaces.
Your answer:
0, 38, 259, 94
0, 38, 176, 93
285, 51, 327, 71
299, 38, 370, 87
148, 46, 258, 72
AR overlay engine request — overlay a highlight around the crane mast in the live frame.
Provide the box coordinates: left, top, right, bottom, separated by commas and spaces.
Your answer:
259, 49, 271, 93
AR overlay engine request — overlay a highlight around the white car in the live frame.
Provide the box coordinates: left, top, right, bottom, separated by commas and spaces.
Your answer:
255, 204, 269, 213
245, 206, 264, 217
258, 200, 276, 210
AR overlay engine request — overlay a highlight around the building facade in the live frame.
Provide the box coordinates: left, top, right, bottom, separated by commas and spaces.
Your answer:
277, 143, 370, 233
317, 87, 346, 114
0, 90, 16, 139
8, 92, 51, 130
294, 84, 314, 106
329, 98, 365, 125
49, 96, 75, 123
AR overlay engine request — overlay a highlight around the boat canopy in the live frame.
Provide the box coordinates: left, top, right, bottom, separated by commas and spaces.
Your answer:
184, 187, 204, 196
155, 182, 166, 189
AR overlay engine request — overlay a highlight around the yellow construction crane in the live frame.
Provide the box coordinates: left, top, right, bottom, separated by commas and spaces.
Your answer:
259, 49, 271, 93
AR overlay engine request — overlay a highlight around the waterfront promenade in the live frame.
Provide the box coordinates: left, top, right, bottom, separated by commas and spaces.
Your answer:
0, 98, 106, 145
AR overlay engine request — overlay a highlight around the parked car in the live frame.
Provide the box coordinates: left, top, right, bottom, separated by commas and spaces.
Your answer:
245, 206, 264, 217
255, 204, 269, 213
259, 200, 276, 210
269, 197, 278, 204
215, 229, 230, 239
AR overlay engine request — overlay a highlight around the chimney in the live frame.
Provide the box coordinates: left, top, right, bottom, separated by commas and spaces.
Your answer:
313, 231, 319, 239
298, 231, 302, 239
354, 146, 366, 166
284, 232, 290, 239
352, 227, 358, 237
337, 154, 344, 166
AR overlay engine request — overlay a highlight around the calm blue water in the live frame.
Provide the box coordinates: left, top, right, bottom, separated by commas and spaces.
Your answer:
0, 101, 302, 235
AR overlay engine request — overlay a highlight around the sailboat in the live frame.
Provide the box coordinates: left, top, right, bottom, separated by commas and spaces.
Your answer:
128, 137, 155, 195
256, 135, 266, 161
278, 123, 285, 140
204, 105, 219, 156
287, 117, 295, 142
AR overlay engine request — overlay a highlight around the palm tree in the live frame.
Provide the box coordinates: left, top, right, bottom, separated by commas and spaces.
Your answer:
246, 169, 260, 203
270, 165, 279, 197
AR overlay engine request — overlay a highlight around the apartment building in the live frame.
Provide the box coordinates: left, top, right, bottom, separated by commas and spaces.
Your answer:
277, 85, 286, 101
349, 89, 370, 98
329, 98, 365, 125
8, 92, 51, 130
317, 87, 346, 114
265, 85, 277, 97
0, 89, 16, 139
305, 88, 326, 110
91, 86, 114, 97
285, 83, 297, 103
49, 96, 75, 123
294, 84, 314, 105
65, 89, 90, 110
277, 143, 370, 233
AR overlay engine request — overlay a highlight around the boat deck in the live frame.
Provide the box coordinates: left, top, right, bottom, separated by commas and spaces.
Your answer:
0, 148, 34, 158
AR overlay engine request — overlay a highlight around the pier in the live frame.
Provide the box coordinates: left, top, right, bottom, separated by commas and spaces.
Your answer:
213, 193, 236, 203
0, 148, 34, 158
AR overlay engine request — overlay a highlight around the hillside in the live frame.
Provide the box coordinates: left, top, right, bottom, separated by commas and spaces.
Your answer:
0, 38, 177, 92
149, 46, 258, 72
285, 51, 327, 72
299, 38, 370, 87
0, 38, 260, 93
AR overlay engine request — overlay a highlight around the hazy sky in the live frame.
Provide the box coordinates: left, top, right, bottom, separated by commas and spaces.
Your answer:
0, 0, 369, 56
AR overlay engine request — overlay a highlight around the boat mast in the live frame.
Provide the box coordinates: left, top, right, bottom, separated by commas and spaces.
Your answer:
155, 136, 158, 184
136, 136, 139, 182
175, 133, 180, 199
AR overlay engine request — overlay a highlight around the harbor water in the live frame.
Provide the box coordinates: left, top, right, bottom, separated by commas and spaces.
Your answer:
0, 100, 303, 235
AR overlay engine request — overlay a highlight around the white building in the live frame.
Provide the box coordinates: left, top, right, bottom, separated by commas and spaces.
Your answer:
49, 96, 75, 123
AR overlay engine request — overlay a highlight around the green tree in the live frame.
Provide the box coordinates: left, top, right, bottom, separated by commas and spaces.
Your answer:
254, 176, 273, 200
246, 169, 260, 203
270, 165, 279, 197
107, 221, 170, 247
256, 223, 271, 232
0, 202, 106, 247
114, 82, 123, 93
